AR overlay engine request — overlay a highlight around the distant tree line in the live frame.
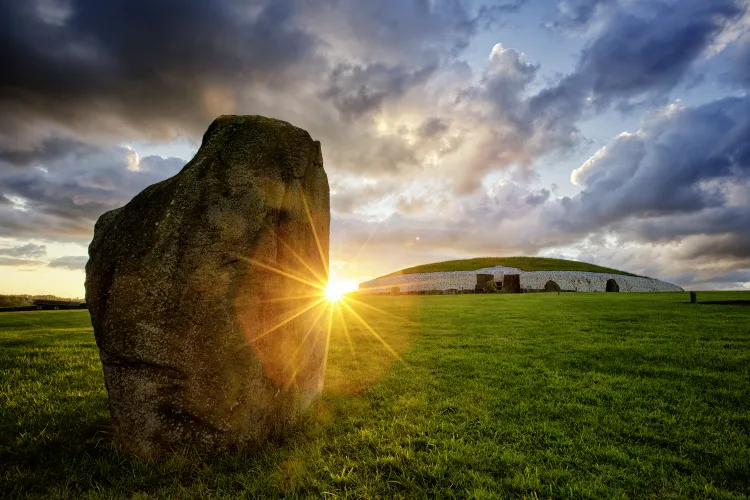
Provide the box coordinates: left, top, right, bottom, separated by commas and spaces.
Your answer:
0, 294, 84, 308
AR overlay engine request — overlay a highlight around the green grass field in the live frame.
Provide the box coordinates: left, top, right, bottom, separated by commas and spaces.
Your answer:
382, 257, 640, 277
2, 292, 749, 498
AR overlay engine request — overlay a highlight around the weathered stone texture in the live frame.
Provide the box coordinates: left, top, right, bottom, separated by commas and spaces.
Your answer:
85, 115, 330, 457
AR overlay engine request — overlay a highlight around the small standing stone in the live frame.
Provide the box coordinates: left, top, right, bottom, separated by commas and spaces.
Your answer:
690, 292, 697, 304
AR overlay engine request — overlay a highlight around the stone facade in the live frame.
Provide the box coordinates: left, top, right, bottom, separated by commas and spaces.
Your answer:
359, 265, 683, 294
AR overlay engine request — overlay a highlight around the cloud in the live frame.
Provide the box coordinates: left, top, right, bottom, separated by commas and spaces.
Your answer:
0, 0, 318, 147
559, 96, 750, 241
0, 138, 98, 168
0, 0, 535, 203
549, 0, 615, 33
0, 242, 47, 258
0, 242, 47, 266
47, 255, 87, 270
536, 0, 744, 130
0, 0, 525, 149
582, 1, 739, 100
727, 33, 750, 86
677, 269, 750, 290
323, 63, 438, 120
0, 257, 46, 267
0, 143, 185, 241
331, 94, 750, 285
0, 0, 748, 290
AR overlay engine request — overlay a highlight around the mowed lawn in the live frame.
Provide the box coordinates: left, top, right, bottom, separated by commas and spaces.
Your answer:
1, 292, 749, 499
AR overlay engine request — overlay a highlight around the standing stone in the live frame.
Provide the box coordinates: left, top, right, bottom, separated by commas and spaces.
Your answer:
503, 274, 521, 294
391, 287, 401, 296
85, 116, 330, 457
606, 279, 620, 292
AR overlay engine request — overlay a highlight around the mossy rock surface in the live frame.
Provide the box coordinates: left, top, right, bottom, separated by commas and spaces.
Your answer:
86, 115, 330, 457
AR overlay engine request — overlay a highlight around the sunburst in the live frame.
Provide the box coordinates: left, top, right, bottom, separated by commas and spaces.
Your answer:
238, 182, 409, 393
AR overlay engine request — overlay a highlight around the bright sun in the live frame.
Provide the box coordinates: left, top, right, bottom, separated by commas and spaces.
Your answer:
325, 278, 357, 302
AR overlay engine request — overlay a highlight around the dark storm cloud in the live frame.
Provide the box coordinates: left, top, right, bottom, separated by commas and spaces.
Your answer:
0, 146, 185, 241
686, 270, 750, 285
0, 0, 315, 144
417, 117, 450, 138
323, 63, 438, 120
444, 0, 746, 196
515, 94, 750, 277
534, 0, 744, 130
0, 0, 531, 199
624, 206, 750, 244
560, 95, 750, 233
309, 0, 527, 60
581, 1, 740, 100
667, 267, 750, 290
0, 0, 524, 148
0, 138, 97, 168
681, 233, 750, 261
0, 0, 747, 289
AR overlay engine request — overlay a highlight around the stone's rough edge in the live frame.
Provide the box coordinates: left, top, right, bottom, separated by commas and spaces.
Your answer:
85, 114, 330, 457
359, 266, 683, 293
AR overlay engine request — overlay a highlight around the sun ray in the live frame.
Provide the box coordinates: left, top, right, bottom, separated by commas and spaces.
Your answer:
349, 218, 384, 268
340, 300, 408, 366
343, 295, 417, 325
241, 256, 326, 292
277, 237, 327, 287
297, 181, 329, 276
284, 301, 330, 388
249, 297, 327, 343
259, 292, 325, 304
335, 301, 357, 359
321, 300, 335, 387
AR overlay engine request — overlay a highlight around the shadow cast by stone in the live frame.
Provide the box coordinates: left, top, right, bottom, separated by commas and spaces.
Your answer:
698, 300, 750, 307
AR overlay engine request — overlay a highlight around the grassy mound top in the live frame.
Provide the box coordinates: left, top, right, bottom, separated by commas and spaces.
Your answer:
382, 257, 640, 278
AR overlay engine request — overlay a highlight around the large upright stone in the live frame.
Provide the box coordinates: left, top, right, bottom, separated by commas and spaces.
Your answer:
85, 116, 330, 457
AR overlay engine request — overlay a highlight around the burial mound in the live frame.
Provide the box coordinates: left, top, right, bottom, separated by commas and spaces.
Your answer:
359, 257, 683, 293
86, 115, 330, 457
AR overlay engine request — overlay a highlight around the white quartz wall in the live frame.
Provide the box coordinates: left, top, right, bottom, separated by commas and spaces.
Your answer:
358, 265, 683, 293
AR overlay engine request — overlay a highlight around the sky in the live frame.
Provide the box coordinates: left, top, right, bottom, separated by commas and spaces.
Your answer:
1, 0, 750, 297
